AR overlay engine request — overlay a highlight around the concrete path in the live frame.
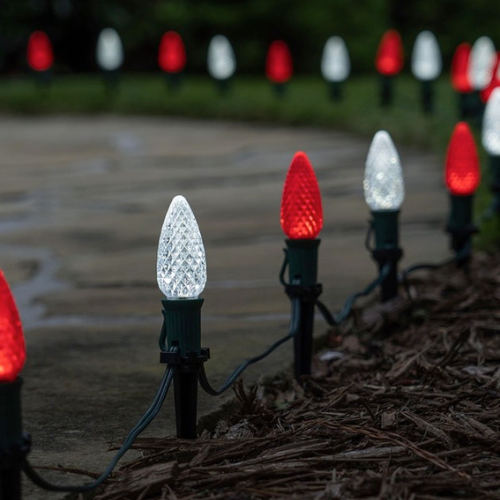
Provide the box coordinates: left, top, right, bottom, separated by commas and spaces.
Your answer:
0, 116, 448, 498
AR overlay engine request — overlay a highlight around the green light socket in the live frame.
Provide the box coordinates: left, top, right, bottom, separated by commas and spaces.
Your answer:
285, 239, 320, 286
329, 81, 342, 101
161, 298, 203, 356
421, 80, 433, 114
447, 194, 473, 231
0, 379, 23, 451
380, 74, 394, 107
371, 210, 402, 302
372, 210, 399, 250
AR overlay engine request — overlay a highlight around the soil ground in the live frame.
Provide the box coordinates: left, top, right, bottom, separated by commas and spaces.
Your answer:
95, 252, 500, 500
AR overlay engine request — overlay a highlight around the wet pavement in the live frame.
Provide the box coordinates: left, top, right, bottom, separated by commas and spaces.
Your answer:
0, 116, 449, 498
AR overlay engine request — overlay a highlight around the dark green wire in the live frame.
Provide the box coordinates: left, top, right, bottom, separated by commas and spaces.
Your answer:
199, 297, 302, 396
315, 262, 392, 326
23, 363, 174, 493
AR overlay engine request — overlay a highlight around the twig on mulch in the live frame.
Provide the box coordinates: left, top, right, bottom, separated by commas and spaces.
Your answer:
96, 252, 500, 500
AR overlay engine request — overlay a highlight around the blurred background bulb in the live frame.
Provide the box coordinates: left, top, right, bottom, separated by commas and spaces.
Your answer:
321, 36, 350, 82
469, 36, 496, 90
483, 87, 500, 155
411, 30, 442, 81
96, 28, 124, 71
207, 35, 236, 80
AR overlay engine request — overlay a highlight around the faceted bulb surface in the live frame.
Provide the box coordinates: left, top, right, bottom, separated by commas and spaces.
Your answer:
281, 152, 323, 239
411, 31, 442, 81
157, 196, 207, 299
96, 28, 124, 71
469, 36, 496, 90
445, 122, 480, 195
483, 87, 500, 155
0, 271, 26, 382
364, 131, 405, 211
207, 35, 236, 80
280, 151, 323, 240
321, 36, 350, 82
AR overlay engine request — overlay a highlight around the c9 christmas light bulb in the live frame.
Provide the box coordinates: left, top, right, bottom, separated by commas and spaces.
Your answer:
411, 30, 442, 81
469, 36, 496, 90
207, 35, 236, 80
157, 195, 207, 300
281, 152, 323, 240
96, 28, 124, 72
0, 271, 26, 382
483, 87, 500, 155
321, 36, 350, 83
364, 131, 405, 212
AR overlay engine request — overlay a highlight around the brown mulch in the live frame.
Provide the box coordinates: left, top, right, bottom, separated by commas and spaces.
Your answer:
96, 252, 500, 500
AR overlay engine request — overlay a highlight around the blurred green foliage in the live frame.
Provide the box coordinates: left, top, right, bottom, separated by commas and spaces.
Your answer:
0, 0, 499, 75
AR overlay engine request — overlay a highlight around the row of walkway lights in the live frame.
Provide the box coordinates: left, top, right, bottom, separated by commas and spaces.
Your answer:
0, 99, 491, 494
25, 28, 500, 110
4, 40, 500, 498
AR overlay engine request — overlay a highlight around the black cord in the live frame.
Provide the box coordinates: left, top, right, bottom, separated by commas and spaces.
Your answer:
315, 262, 392, 326
23, 364, 175, 493
199, 297, 302, 396
399, 241, 472, 299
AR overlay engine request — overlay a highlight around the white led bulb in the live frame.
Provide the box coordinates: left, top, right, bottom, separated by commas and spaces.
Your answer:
321, 36, 350, 82
96, 28, 124, 71
364, 131, 405, 211
469, 36, 496, 90
207, 35, 236, 80
411, 30, 442, 81
483, 87, 500, 155
157, 196, 207, 299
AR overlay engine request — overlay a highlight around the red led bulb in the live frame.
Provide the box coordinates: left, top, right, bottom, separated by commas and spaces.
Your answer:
158, 31, 187, 73
445, 122, 480, 196
27, 31, 54, 72
451, 43, 473, 93
266, 41, 293, 84
281, 152, 323, 239
0, 271, 26, 382
375, 30, 404, 76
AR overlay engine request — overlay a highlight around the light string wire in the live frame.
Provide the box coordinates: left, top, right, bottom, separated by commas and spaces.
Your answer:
199, 296, 301, 396
23, 355, 176, 493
